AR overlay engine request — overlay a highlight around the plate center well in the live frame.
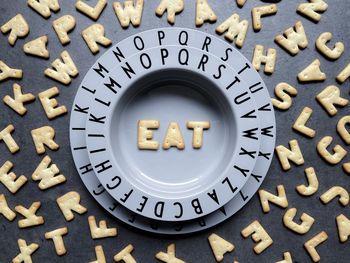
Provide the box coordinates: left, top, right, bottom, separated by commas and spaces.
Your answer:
110, 69, 236, 198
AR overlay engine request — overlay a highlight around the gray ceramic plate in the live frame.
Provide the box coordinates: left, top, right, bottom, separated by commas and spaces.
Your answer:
70, 28, 275, 233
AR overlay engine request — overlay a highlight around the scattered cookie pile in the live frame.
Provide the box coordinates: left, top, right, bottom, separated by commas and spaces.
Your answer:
0, 0, 349, 262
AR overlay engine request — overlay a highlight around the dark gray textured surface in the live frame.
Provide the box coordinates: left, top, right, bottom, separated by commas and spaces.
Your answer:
0, 0, 350, 262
